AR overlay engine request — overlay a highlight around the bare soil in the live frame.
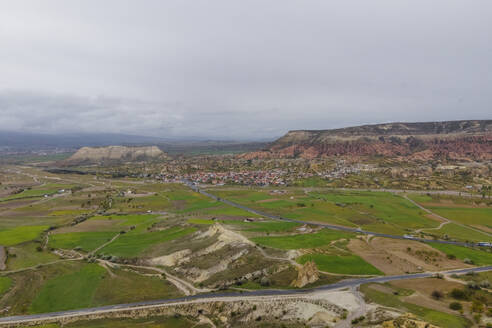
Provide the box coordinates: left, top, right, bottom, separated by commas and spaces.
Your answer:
53, 219, 116, 233
348, 237, 465, 275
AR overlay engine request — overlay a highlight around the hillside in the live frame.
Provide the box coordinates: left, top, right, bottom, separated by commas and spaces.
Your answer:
242, 120, 492, 160
65, 145, 166, 164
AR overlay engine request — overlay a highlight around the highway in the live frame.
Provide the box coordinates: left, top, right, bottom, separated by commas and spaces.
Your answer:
1, 265, 491, 325
184, 181, 475, 247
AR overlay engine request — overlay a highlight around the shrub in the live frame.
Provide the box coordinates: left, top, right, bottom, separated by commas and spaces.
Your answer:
450, 288, 468, 300
449, 302, 463, 311
431, 290, 443, 300
351, 316, 365, 324
467, 281, 481, 290
480, 280, 490, 288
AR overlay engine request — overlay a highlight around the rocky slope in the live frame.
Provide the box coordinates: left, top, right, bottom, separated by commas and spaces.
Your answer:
65, 145, 166, 164
243, 120, 492, 160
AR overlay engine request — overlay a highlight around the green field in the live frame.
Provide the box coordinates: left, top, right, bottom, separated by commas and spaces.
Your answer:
90, 213, 160, 230
429, 244, 492, 266
37, 316, 199, 328
361, 284, 471, 328
435, 223, 491, 242
0, 225, 48, 246
408, 194, 492, 236
187, 218, 216, 225
430, 207, 492, 227
0, 184, 74, 201
251, 229, 354, 249
49, 231, 117, 252
29, 264, 106, 313
297, 254, 383, 275
28, 263, 182, 314
0, 276, 12, 296
97, 226, 196, 258
214, 189, 439, 235
6, 242, 60, 270
231, 220, 301, 233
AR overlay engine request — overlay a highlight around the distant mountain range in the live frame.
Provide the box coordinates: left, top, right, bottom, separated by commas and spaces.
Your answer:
242, 120, 492, 160
0, 131, 267, 155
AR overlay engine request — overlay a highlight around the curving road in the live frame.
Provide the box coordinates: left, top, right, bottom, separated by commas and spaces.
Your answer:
0, 265, 491, 325
184, 181, 478, 247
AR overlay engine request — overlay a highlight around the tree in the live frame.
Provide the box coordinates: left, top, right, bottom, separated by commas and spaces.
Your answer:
431, 290, 443, 300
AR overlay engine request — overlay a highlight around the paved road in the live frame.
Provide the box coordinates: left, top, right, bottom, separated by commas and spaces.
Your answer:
184, 181, 478, 247
1, 265, 491, 325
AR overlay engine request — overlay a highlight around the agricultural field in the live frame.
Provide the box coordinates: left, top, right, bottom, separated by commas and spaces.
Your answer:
0, 165, 490, 328
252, 229, 354, 249
429, 243, 492, 266
408, 193, 492, 239
213, 188, 439, 235
34, 316, 205, 328
297, 253, 382, 275
361, 282, 471, 328
0, 225, 48, 246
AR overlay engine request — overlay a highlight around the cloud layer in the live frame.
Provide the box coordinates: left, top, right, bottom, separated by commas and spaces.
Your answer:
1, 0, 491, 139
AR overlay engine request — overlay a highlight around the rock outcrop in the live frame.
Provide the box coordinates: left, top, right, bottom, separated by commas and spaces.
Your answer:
291, 261, 319, 288
242, 120, 492, 160
65, 145, 166, 164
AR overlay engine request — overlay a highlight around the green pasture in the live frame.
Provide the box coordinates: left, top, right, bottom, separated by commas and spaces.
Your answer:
29, 264, 106, 313
435, 223, 491, 242
430, 207, 492, 227
251, 229, 354, 249
430, 244, 492, 266
45, 316, 197, 328
0, 276, 12, 296
0, 225, 48, 246
230, 220, 301, 233
1, 184, 74, 201
49, 231, 117, 252
297, 253, 383, 275
6, 242, 60, 270
361, 284, 470, 328
97, 226, 196, 258
213, 188, 439, 234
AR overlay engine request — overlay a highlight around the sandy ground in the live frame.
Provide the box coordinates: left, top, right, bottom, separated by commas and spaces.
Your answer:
348, 237, 466, 275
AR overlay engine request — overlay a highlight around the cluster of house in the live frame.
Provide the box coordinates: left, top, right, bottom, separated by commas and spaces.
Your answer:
158, 170, 289, 186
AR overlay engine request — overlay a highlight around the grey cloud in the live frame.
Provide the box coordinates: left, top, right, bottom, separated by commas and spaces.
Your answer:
0, 0, 491, 140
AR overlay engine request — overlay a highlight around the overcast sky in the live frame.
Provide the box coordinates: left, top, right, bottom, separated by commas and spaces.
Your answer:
1, 1, 491, 140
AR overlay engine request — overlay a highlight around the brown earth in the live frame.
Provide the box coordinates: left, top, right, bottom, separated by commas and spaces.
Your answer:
53, 219, 117, 233
390, 278, 463, 296
348, 237, 466, 275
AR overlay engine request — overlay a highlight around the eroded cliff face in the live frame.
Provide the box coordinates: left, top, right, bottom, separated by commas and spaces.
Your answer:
66, 145, 166, 164
242, 120, 492, 160
291, 261, 319, 288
